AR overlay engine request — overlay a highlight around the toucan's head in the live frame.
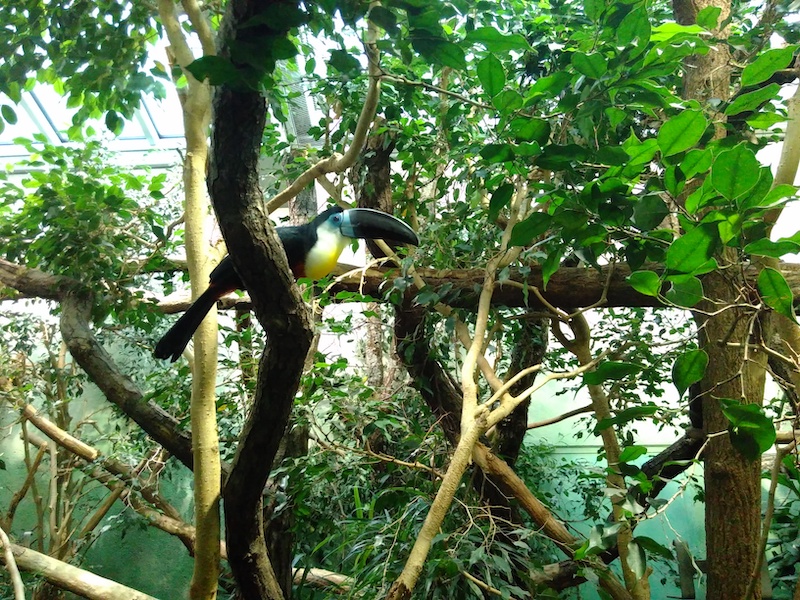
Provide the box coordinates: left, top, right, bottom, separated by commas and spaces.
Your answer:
314, 206, 419, 247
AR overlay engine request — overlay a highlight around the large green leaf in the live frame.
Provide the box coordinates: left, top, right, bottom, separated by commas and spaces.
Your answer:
412, 36, 466, 70
720, 399, 776, 461
477, 55, 505, 98
725, 83, 780, 116
657, 110, 708, 157
584, 361, 644, 385
672, 349, 708, 399
465, 27, 531, 52
744, 238, 800, 259
665, 224, 718, 274
510, 212, 551, 246
595, 405, 658, 432
758, 267, 797, 322
627, 270, 661, 297
633, 194, 668, 230
665, 275, 703, 307
489, 183, 514, 221
572, 52, 608, 79
741, 46, 797, 88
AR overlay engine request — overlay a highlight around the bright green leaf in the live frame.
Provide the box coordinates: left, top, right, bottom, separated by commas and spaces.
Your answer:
672, 349, 708, 399
657, 110, 708, 157
572, 52, 608, 79
696, 6, 721, 29
665, 224, 718, 274
465, 27, 531, 52
725, 83, 781, 116
758, 267, 797, 322
720, 399, 777, 460
477, 55, 505, 98
628, 270, 661, 297
493, 89, 523, 113
744, 239, 800, 258
711, 145, 760, 202
741, 46, 797, 88
619, 445, 647, 463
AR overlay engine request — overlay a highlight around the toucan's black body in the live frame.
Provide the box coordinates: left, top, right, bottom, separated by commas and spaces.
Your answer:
154, 206, 418, 362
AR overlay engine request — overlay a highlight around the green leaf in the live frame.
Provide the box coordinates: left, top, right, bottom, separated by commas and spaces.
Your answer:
465, 27, 531, 52
744, 238, 800, 258
720, 399, 777, 460
480, 143, 515, 164
489, 183, 514, 221
657, 110, 708, 157
711, 145, 760, 202
665, 224, 717, 274
672, 349, 708, 399
627, 540, 647, 580
595, 405, 658, 432
412, 36, 466, 70
587, 523, 622, 553
618, 445, 647, 463
584, 361, 644, 385
572, 52, 608, 79
665, 275, 703, 307
509, 118, 550, 144
477, 55, 505, 98
681, 148, 713, 179
328, 49, 362, 74
367, 6, 398, 33
186, 55, 243, 85
1, 105, 18, 125
741, 46, 797, 88
104, 110, 123, 134
510, 212, 551, 246
617, 8, 651, 46
635, 536, 674, 560
493, 89, 523, 113
696, 6, 721, 29
584, 0, 606, 23
541, 248, 563, 289
633, 194, 668, 230
725, 83, 781, 116
758, 267, 797, 322
627, 270, 661, 297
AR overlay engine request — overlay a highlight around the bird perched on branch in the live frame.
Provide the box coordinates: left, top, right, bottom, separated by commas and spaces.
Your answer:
154, 206, 419, 362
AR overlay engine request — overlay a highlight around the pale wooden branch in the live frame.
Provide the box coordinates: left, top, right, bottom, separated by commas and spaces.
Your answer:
0, 526, 25, 600
3, 542, 158, 600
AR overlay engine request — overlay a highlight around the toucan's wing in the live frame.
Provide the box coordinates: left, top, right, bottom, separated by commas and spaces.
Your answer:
277, 224, 314, 278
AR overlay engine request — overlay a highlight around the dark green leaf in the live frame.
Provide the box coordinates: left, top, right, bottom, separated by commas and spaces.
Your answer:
477, 55, 505, 98
672, 349, 708, 399
1, 105, 18, 125
635, 536, 674, 560
465, 27, 531, 52
628, 270, 661, 297
572, 52, 608, 79
758, 267, 797, 322
741, 46, 797, 88
368, 6, 398, 32
633, 194, 668, 230
489, 183, 514, 221
493, 89, 523, 113
480, 143, 515, 163
584, 0, 606, 23
328, 49, 362, 74
595, 405, 658, 432
665, 224, 717, 274
510, 212, 551, 246
412, 36, 466, 70
720, 399, 777, 460
584, 361, 644, 385
186, 55, 243, 85
657, 110, 708, 157
711, 145, 760, 201
104, 110, 122, 134
509, 118, 550, 143
725, 83, 781, 116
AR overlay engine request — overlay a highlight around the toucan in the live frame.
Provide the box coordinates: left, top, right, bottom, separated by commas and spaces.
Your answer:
154, 206, 419, 362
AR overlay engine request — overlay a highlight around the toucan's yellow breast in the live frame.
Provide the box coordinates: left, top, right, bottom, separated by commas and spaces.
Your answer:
304, 228, 349, 280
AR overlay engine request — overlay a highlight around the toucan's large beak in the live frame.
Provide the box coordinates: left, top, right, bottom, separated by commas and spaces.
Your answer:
339, 208, 419, 246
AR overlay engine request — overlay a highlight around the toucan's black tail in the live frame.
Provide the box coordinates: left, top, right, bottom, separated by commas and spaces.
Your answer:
154, 286, 222, 362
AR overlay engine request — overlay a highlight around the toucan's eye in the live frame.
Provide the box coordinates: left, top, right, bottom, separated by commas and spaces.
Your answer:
332, 214, 341, 222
